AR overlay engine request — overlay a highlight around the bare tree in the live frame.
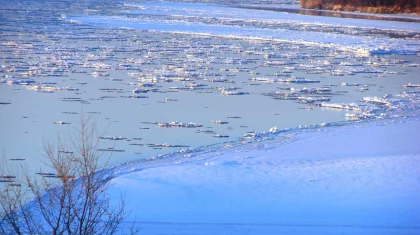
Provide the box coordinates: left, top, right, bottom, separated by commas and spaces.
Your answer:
299, 0, 420, 12
0, 115, 138, 234
0, 157, 42, 235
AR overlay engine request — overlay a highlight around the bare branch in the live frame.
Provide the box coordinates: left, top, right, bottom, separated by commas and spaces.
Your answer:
0, 113, 138, 234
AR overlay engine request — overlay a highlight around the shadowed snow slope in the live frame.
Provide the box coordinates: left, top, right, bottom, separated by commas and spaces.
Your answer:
110, 119, 420, 234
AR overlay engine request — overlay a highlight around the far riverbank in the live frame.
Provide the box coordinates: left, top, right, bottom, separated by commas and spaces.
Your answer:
300, 0, 419, 14
234, 4, 420, 23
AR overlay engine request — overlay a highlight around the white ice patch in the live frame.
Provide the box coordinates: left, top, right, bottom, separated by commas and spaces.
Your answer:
108, 119, 420, 234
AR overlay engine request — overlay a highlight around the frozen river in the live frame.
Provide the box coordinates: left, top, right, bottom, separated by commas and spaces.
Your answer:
0, 0, 419, 175
1, 1, 420, 234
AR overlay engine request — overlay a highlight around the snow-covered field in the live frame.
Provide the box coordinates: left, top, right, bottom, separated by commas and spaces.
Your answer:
109, 118, 420, 234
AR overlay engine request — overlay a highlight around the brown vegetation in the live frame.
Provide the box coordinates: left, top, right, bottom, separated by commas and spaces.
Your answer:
300, 0, 420, 13
0, 116, 138, 234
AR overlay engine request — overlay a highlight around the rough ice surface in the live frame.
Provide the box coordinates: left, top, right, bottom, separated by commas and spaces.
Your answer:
3, 1, 417, 233
87, 4, 420, 233
74, 2, 420, 55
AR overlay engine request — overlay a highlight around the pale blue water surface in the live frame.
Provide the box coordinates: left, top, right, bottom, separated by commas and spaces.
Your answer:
0, 0, 419, 176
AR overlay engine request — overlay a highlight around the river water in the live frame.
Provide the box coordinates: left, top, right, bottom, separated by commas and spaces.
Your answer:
0, 0, 419, 177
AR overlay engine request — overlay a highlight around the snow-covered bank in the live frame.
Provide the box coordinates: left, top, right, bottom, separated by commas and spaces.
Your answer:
109, 118, 420, 234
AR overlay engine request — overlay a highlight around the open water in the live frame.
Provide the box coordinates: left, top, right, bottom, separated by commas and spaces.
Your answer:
0, 0, 419, 177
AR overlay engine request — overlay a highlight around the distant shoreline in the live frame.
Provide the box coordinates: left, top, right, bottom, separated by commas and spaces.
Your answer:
306, 5, 420, 14
233, 5, 420, 23
299, 0, 420, 14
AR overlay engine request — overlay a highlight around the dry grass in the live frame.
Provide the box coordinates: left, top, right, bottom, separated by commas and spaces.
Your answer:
300, 0, 420, 14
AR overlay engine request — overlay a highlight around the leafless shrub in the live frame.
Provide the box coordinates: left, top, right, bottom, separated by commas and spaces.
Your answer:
0, 115, 138, 234
299, 0, 420, 13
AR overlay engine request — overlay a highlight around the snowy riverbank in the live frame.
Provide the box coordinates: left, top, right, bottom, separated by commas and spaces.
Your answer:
109, 118, 420, 234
